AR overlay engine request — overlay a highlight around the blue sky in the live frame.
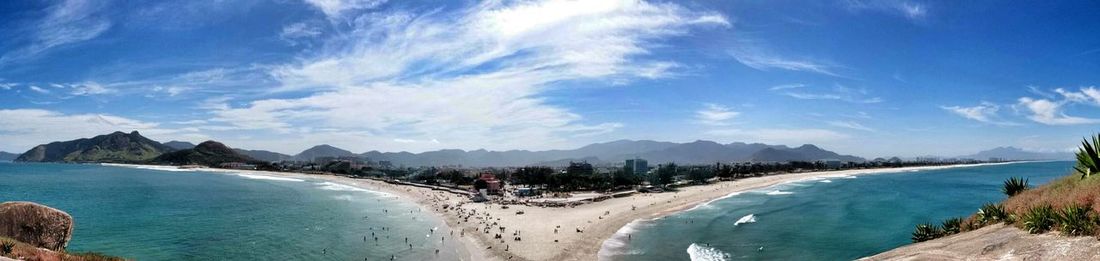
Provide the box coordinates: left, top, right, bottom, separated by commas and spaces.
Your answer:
1, 0, 1099, 158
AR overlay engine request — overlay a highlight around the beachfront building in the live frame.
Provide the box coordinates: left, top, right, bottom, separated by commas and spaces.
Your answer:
625, 158, 648, 176
823, 159, 843, 169
566, 161, 594, 175
475, 173, 502, 196
219, 162, 257, 170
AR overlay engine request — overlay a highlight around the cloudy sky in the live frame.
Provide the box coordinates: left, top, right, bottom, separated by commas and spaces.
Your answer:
1, 0, 1099, 158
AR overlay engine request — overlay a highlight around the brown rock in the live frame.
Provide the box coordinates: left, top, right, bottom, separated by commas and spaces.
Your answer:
0, 202, 74, 251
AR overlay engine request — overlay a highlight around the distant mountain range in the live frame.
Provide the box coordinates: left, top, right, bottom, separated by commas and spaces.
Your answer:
163, 141, 196, 150
959, 146, 1073, 161
0, 151, 18, 161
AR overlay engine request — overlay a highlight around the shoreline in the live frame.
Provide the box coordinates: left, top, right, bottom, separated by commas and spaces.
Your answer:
101, 161, 1032, 260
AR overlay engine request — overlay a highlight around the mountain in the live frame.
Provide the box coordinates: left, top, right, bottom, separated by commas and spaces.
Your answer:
749, 144, 863, 162
294, 145, 357, 161
353, 140, 862, 167
961, 147, 1072, 161
235, 149, 292, 162
163, 141, 196, 150
152, 141, 258, 166
0, 151, 18, 161
15, 131, 175, 163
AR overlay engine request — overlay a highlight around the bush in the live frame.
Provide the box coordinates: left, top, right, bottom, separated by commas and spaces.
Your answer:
942, 217, 962, 235
977, 203, 1009, 224
1002, 177, 1029, 196
911, 222, 944, 242
1057, 204, 1095, 236
1021, 205, 1056, 234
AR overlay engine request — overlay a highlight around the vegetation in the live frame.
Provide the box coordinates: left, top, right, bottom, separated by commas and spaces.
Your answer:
941, 217, 963, 235
976, 203, 1009, 225
0, 237, 124, 261
911, 222, 944, 242
1074, 135, 1100, 178
1002, 177, 1029, 196
1057, 205, 1094, 236
0, 238, 13, 255
1020, 205, 1056, 234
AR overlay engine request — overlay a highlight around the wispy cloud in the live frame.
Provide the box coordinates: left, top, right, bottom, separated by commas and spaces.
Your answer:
1016, 97, 1100, 125
941, 102, 1019, 126
28, 86, 51, 94
770, 83, 882, 103
0, 109, 203, 152
303, 0, 388, 19
729, 39, 839, 77
210, 0, 727, 152
695, 103, 739, 126
1, 0, 112, 65
844, 0, 928, 22
827, 120, 875, 132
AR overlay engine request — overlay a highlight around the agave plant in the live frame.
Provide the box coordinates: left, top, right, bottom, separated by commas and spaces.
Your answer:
1021, 205, 1056, 234
941, 217, 963, 235
911, 222, 944, 242
977, 203, 1009, 224
1074, 135, 1100, 179
1057, 204, 1095, 236
0, 239, 13, 255
1002, 177, 1029, 197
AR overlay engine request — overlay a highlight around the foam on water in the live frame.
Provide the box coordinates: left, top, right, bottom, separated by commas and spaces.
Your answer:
733, 214, 756, 226
685, 192, 744, 212
316, 182, 394, 197
819, 180, 833, 183
102, 163, 195, 172
598, 219, 653, 260
686, 243, 730, 261
764, 190, 793, 195
236, 173, 305, 182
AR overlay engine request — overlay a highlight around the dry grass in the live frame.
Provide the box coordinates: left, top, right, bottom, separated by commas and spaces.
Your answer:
1003, 174, 1100, 214
0, 237, 126, 261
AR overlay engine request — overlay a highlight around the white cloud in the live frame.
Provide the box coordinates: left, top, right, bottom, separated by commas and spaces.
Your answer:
845, 0, 928, 21
29, 86, 50, 94
0, 109, 198, 152
706, 128, 850, 145
729, 39, 838, 76
1, 0, 111, 64
768, 83, 805, 91
303, 0, 387, 19
827, 120, 875, 132
0, 83, 16, 90
695, 103, 739, 126
941, 102, 1018, 126
1016, 97, 1100, 125
280, 22, 324, 44
771, 83, 882, 103
69, 82, 113, 96
216, 0, 727, 152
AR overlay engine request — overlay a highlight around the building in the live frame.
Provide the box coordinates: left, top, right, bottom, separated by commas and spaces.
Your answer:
566, 161, 594, 175
219, 162, 257, 170
822, 159, 843, 169
625, 158, 648, 176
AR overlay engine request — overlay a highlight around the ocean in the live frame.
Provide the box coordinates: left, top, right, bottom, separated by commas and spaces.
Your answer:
0, 162, 457, 260
599, 161, 1075, 261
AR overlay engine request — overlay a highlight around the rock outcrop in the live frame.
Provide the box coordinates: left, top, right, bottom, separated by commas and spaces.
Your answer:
862, 223, 1100, 260
0, 202, 74, 251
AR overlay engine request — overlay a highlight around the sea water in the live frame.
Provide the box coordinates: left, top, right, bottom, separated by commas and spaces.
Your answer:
0, 162, 458, 260
599, 161, 1074, 261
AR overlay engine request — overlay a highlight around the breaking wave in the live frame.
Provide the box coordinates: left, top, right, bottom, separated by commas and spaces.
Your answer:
765, 190, 794, 195
236, 174, 304, 182
686, 243, 730, 261
316, 182, 393, 197
733, 214, 756, 226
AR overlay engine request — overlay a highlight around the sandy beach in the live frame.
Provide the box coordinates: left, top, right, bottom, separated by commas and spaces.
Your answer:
104, 162, 1024, 260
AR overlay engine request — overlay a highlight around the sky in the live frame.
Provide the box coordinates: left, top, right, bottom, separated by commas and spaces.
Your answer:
1, 0, 1099, 158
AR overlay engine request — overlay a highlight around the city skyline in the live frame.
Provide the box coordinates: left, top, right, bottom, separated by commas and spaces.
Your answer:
2, 0, 1100, 158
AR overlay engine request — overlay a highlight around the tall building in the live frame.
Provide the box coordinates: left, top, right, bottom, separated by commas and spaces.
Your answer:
625, 158, 648, 176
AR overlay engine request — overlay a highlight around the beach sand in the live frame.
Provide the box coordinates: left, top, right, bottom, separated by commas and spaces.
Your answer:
105, 162, 1022, 261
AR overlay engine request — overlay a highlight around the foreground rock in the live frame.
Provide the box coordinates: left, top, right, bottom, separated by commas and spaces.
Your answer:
862, 223, 1100, 260
0, 201, 74, 251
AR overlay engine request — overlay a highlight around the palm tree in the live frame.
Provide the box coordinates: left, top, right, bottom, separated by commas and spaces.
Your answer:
1074, 134, 1100, 178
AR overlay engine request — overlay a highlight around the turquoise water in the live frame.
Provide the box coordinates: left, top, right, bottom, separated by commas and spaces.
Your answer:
0, 162, 458, 260
600, 161, 1075, 261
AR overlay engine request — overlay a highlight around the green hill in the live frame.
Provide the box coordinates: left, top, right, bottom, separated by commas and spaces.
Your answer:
15, 131, 175, 163
151, 141, 259, 166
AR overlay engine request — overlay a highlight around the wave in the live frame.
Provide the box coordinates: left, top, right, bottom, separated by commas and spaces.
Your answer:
101, 163, 196, 172
316, 182, 393, 197
686, 243, 730, 261
236, 174, 304, 182
597, 219, 653, 260
733, 214, 756, 226
686, 192, 744, 212
765, 190, 793, 195
819, 179, 833, 183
